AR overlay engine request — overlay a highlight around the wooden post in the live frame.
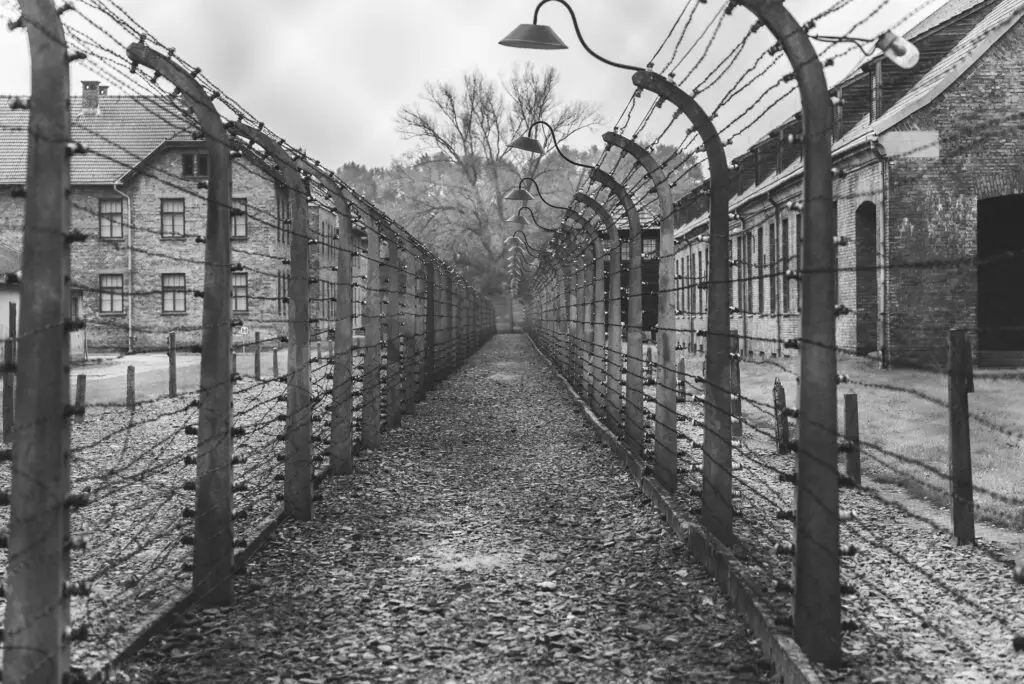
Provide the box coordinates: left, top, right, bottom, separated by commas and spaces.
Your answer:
730, 330, 742, 439
129, 43, 237, 604
676, 354, 686, 403
126, 365, 136, 410
74, 374, 86, 423
361, 222, 382, 449
844, 393, 860, 486
254, 332, 261, 381
316, 341, 321, 362
948, 329, 975, 545
231, 351, 237, 377
386, 235, 402, 429
273, 346, 279, 379
2, 337, 13, 443
403, 258, 419, 414
330, 195, 353, 474
4, 3, 73, 678
774, 378, 790, 454
168, 331, 177, 397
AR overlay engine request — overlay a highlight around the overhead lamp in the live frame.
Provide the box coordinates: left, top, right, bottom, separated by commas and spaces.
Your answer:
508, 135, 546, 155
498, 23, 567, 50
505, 213, 528, 226
504, 187, 536, 202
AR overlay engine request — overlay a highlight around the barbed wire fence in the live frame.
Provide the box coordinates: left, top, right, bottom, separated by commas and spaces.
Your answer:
0, 0, 494, 682
517, 0, 1024, 677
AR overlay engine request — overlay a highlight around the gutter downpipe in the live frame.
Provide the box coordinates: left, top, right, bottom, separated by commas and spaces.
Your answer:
869, 135, 889, 368
113, 178, 133, 354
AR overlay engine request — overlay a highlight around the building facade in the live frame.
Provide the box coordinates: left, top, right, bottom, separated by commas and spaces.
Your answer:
672, 0, 1024, 369
0, 82, 335, 354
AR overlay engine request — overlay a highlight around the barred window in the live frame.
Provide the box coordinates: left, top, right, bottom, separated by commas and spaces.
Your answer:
99, 274, 124, 313
99, 198, 123, 239
161, 273, 186, 313
160, 198, 185, 238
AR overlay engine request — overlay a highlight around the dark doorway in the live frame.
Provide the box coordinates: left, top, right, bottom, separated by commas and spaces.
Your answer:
978, 194, 1024, 351
855, 202, 879, 355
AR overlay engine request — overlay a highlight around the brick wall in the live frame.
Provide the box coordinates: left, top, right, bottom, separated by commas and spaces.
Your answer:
886, 17, 1024, 368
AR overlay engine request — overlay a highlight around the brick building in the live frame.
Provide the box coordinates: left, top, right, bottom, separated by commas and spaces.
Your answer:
672, 0, 1024, 369
0, 81, 334, 354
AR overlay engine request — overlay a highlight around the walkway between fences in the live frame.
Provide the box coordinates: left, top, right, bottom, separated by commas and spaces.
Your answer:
116, 334, 769, 683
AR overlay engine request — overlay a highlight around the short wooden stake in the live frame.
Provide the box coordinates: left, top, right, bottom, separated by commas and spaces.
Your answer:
273, 347, 279, 379
843, 393, 861, 485
948, 329, 975, 545
254, 332, 261, 380
126, 365, 136, 410
2, 338, 13, 443
74, 374, 86, 423
774, 378, 790, 454
231, 351, 237, 377
168, 331, 177, 397
675, 354, 686, 403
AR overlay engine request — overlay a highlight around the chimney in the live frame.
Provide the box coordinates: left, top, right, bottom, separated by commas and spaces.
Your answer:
81, 80, 101, 115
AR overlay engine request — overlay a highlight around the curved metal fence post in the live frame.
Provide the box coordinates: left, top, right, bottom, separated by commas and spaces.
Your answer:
128, 42, 237, 602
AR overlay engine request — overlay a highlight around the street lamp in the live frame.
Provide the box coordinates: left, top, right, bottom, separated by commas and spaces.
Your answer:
505, 205, 559, 233
504, 177, 570, 212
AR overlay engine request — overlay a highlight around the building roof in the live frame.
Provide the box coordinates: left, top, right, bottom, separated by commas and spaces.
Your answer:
0, 95, 193, 186
677, 0, 1024, 237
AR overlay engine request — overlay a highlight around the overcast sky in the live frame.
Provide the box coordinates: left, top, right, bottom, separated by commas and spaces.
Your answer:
0, 0, 943, 171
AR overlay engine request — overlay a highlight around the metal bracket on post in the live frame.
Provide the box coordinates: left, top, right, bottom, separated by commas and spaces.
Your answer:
591, 167, 645, 461
602, 131, 677, 494
230, 121, 312, 522
128, 42, 236, 603
633, 69, 734, 541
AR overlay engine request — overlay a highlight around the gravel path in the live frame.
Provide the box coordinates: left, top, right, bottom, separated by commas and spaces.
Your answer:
118, 334, 772, 684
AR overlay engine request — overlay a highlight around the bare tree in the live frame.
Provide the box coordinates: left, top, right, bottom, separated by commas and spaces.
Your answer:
394, 63, 601, 292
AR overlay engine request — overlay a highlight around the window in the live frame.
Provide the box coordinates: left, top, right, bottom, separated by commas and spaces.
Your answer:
745, 234, 754, 313
797, 214, 803, 312
161, 273, 186, 313
231, 272, 249, 313
698, 250, 705, 313
276, 187, 291, 243
181, 152, 208, 178
769, 223, 777, 315
276, 271, 290, 317
99, 274, 124, 313
160, 198, 186, 238
782, 218, 791, 313
757, 227, 764, 314
231, 197, 248, 239
99, 198, 123, 239
642, 237, 657, 258
620, 242, 630, 263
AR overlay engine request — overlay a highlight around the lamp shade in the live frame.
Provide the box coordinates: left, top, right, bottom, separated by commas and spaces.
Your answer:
509, 135, 545, 155
504, 187, 536, 202
505, 213, 528, 225
499, 23, 568, 50
876, 30, 919, 70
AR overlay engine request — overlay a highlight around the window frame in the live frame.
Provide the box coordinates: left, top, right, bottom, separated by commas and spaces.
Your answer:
161, 273, 187, 314
160, 198, 186, 239
181, 152, 209, 179
231, 197, 248, 240
98, 197, 124, 240
231, 272, 249, 313
98, 273, 124, 314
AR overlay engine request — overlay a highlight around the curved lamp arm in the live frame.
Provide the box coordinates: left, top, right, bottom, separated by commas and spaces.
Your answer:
519, 176, 570, 210
531, 0, 644, 72
524, 120, 595, 170
517, 205, 558, 233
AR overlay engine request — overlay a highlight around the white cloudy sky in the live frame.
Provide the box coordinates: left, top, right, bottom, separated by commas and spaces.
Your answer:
0, 0, 944, 170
